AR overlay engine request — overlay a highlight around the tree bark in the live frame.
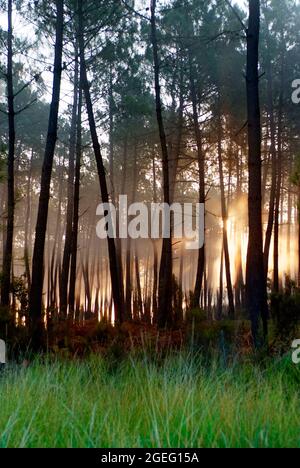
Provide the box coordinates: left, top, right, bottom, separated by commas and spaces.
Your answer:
125, 143, 138, 320
78, 0, 125, 323
286, 157, 292, 277
134, 250, 143, 319
24, 150, 33, 290
49, 155, 64, 311
69, 86, 82, 316
234, 149, 244, 309
1, 0, 15, 307
188, 56, 205, 309
28, 0, 64, 348
273, 48, 284, 293
263, 37, 277, 280
150, 0, 173, 328
298, 185, 300, 288
108, 66, 115, 202
151, 154, 158, 322
60, 48, 79, 318
217, 103, 235, 318
245, 0, 268, 344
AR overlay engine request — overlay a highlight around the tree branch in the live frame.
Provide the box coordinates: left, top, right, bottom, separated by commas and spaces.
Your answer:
120, 0, 150, 22
15, 99, 37, 115
13, 74, 42, 99
224, 0, 247, 31
235, 120, 248, 136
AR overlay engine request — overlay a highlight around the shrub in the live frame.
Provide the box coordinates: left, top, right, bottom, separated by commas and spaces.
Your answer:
185, 307, 250, 359
271, 279, 300, 353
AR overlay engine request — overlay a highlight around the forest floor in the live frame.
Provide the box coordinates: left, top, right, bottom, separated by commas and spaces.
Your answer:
0, 352, 299, 448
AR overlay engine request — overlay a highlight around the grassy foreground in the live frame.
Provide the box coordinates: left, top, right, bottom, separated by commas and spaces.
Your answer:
0, 354, 299, 448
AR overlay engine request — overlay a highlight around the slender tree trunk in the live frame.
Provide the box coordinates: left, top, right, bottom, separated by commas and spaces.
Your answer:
82, 258, 91, 315
78, 0, 124, 323
69, 87, 82, 316
217, 246, 224, 320
1, 186, 7, 278
143, 250, 150, 322
273, 48, 284, 293
46, 231, 51, 311
24, 150, 33, 289
135, 250, 143, 319
177, 240, 184, 322
234, 150, 244, 309
262, 140, 270, 209
298, 185, 300, 288
125, 243, 132, 320
125, 143, 138, 320
286, 157, 292, 276
150, 0, 172, 327
1, 0, 15, 307
60, 48, 79, 318
151, 155, 158, 322
245, 0, 268, 344
169, 62, 184, 204
108, 67, 115, 201
49, 156, 64, 312
189, 57, 205, 308
121, 137, 128, 196
28, 0, 64, 348
217, 102, 235, 318
263, 50, 277, 280
273, 154, 282, 292
115, 139, 126, 313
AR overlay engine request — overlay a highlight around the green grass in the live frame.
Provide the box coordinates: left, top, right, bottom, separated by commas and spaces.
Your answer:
0, 353, 299, 448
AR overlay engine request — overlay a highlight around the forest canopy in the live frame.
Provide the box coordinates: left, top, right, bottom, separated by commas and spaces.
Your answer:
0, 0, 300, 351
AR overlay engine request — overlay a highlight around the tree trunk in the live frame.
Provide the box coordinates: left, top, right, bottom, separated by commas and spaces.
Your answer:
217, 102, 235, 318
24, 150, 33, 290
169, 61, 184, 205
49, 154, 64, 313
134, 250, 143, 320
298, 185, 300, 288
1, 0, 15, 307
152, 155, 158, 322
60, 47, 79, 318
245, 0, 268, 344
125, 143, 138, 320
217, 246, 224, 320
78, 0, 125, 323
286, 157, 292, 277
273, 48, 284, 293
263, 46, 277, 280
28, 0, 64, 349
69, 86, 82, 316
189, 56, 205, 309
150, 0, 172, 328
108, 67, 115, 201
234, 149, 244, 310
